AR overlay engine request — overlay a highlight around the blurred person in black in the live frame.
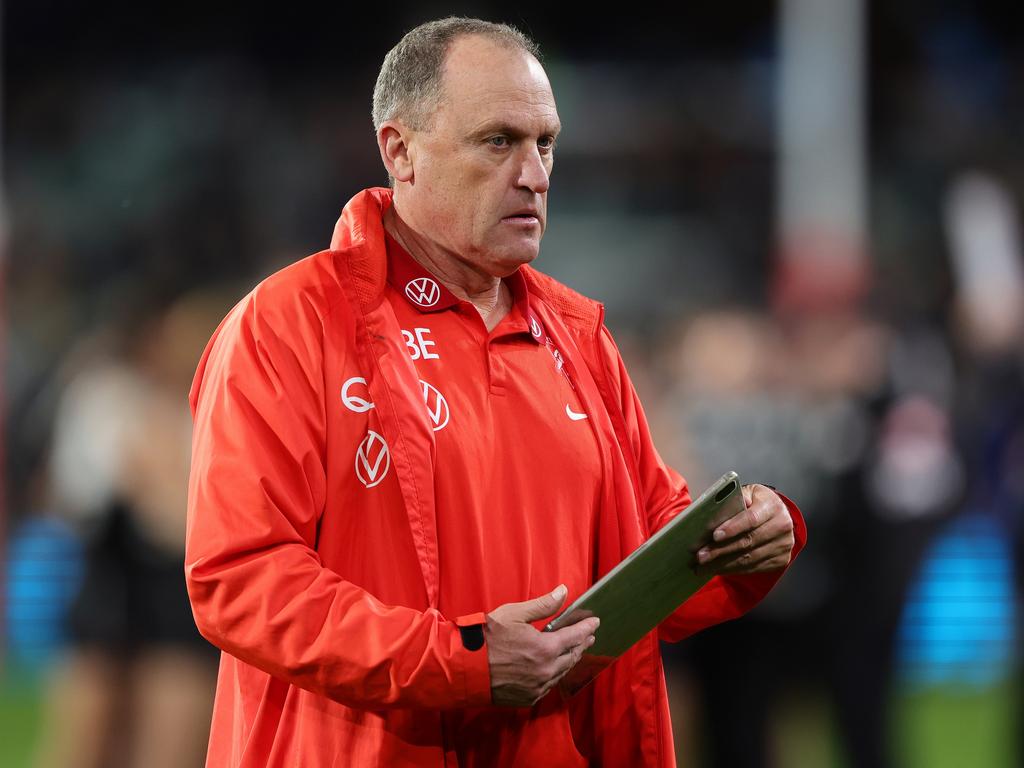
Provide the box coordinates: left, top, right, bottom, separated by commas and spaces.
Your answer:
827, 319, 964, 768
33, 290, 226, 768
652, 300, 961, 768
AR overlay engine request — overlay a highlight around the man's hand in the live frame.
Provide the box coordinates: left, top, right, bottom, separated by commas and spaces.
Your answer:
485, 585, 599, 707
695, 484, 795, 575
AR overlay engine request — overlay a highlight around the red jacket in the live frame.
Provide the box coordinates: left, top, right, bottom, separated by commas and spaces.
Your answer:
185, 187, 807, 767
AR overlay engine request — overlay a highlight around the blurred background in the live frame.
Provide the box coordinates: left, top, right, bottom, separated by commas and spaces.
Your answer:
3, 1, 1023, 766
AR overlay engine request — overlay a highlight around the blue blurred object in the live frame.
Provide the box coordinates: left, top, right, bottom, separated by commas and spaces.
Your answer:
5, 516, 84, 668
896, 514, 1018, 688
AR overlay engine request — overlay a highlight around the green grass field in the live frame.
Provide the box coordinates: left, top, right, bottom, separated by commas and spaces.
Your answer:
895, 682, 1018, 768
769, 681, 1018, 768
0, 671, 44, 768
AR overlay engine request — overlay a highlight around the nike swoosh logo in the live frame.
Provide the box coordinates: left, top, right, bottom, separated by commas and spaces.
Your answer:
565, 404, 588, 421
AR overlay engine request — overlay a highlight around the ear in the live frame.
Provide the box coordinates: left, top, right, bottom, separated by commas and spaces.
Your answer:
377, 121, 415, 183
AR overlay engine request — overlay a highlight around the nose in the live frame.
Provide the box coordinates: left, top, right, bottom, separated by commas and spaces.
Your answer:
516, 145, 550, 194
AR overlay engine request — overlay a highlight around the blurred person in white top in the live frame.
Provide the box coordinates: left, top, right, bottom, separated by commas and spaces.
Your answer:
35, 290, 228, 768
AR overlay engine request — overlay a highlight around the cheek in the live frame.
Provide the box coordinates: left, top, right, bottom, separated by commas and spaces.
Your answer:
416, 172, 459, 225
426, 154, 508, 241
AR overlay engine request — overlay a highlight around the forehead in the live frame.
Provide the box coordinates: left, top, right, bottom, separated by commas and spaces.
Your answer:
435, 35, 560, 133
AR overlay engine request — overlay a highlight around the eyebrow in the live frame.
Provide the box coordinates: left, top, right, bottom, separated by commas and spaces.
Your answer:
469, 120, 562, 140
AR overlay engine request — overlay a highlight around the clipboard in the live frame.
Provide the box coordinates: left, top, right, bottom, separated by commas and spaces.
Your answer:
543, 471, 745, 695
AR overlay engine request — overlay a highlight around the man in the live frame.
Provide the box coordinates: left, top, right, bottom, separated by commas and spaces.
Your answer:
185, 17, 806, 767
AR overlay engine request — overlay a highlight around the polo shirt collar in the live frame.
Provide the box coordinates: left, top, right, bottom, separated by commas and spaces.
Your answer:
384, 231, 547, 345
385, 231, 461, 312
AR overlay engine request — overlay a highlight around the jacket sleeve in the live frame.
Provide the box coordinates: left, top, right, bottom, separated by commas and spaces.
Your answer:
185, 286, 492, 710
596, 326, 807, 643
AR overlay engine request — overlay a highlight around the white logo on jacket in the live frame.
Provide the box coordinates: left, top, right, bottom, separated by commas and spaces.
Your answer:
419, 380, 449, 432
402, 328, 440, 360
405, 277, 441, 308
565, 404, 588, 421
341, 376, 374, 413
550, 345, 565, 372
355, 431, 390, 488
529, 316, 543, 340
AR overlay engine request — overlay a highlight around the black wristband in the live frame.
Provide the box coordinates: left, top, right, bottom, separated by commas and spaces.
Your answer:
458, 623, 485, 652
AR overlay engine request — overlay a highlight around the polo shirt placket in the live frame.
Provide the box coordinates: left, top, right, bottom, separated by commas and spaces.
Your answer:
382, 232, 603, 766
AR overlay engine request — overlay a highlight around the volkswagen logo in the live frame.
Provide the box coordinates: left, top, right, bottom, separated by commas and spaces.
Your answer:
404, 277, 441, 308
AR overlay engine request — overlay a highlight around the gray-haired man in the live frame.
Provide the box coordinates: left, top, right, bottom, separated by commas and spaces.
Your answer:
186, 17, 804, 767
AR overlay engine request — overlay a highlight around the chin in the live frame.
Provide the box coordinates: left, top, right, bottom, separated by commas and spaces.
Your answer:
493, 250, 538, 276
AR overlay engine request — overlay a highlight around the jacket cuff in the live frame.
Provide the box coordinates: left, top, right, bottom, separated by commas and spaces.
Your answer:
450, 613, 492, 706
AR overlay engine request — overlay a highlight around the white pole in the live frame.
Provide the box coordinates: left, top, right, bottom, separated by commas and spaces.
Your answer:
777, 0, 867, 303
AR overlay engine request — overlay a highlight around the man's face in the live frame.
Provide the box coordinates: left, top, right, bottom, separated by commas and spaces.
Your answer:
397, 35, 561, 277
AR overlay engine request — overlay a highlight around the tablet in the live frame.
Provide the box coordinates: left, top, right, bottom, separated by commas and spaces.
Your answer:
544, 471, 745, 694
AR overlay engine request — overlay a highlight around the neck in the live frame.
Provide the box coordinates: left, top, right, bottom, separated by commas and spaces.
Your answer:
382, 202, 512, 330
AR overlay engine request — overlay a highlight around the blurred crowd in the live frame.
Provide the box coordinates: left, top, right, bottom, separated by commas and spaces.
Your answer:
4, 3, 1024, 767
645, 277, 1023, 766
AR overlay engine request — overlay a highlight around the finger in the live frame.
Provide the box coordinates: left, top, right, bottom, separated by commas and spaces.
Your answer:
697, 509, 791, 564
714, 548, 792, 574
513, 584, 568, 623
697, 537, 793, 576
712, 486, 781, 543
546, 635, 594, 693
534, 654, 576, 704
550, 616, 600, 655
557, 636, 591, 672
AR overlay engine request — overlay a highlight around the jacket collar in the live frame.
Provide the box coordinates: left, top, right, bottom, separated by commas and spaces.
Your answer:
329, 187, 605, 339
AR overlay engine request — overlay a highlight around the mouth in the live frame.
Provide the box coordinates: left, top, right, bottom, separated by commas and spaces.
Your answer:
502, 211, 541, 226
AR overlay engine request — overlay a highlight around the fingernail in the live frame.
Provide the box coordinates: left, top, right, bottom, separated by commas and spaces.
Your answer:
713, 529, 726, 542
588, 636, 596, 646
554, 585, 566, 599
698, 548, 709, 563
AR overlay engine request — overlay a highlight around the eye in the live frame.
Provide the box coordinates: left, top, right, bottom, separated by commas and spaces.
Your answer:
538, 135, 556, 153
488, 135, 510, 148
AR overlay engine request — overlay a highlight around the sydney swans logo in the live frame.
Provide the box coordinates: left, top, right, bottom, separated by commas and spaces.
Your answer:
355, 430, 390, 488
419, 380, 450, 431
405, 277, 441, 308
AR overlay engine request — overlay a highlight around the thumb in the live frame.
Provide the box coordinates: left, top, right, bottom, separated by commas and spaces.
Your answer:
513, 584, 568, 623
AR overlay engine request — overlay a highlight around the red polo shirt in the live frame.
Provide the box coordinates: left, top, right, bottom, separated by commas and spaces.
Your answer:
384, 233, 603, 765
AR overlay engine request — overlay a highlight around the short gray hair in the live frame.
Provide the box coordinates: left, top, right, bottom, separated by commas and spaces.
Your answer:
372, 17, 541, 144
